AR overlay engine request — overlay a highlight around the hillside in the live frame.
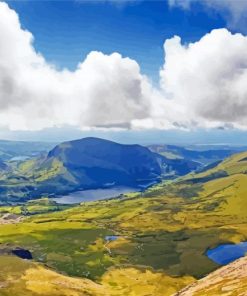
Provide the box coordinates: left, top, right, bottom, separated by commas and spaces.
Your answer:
0, 149, 247, 294
184, 150, 247, 183
0, 254, 194, 296
174, 256, 247, 296
148, 144, 246, 165
36, 137, 200, 189
44, 137, 165, 188
0, 255, 107, 296
0, 137, 200, 201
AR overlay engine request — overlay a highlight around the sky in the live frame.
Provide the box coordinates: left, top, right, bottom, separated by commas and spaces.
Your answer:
5, 0, 226, 81
1, 0, 247, 144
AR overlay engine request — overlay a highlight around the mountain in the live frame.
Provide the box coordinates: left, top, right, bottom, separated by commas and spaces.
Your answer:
183, 150, 247, 183
45, 137, 201, 183
163, 150, 247, 221
38, 137, 165, 189
1, 148, 247, 294
148, 144, 246, 166
0, 137, 200, 201
22, 137, 200, 194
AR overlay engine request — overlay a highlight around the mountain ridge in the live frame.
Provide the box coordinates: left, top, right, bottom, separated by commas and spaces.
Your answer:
0, 137, 200, 201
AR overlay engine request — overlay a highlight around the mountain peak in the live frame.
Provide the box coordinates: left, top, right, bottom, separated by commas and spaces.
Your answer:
41, 137, 164, 194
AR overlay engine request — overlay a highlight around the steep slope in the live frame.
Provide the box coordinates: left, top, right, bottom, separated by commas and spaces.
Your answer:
0, 255, 194, 296
32, 138, 201, 193
184, 150, 247, 183
0, 137, 200, 201
26, 137, 166, 196
46, 137, 163, 186
174, 256, 247, 296
0, 255, 107, 296
45, 138, 199, 182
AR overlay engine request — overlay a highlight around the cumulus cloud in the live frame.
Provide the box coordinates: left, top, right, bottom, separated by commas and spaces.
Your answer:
169, 0, 247, 30
2, 2, 247, 132
0, 2, 160, 131
160, 28, 247, 129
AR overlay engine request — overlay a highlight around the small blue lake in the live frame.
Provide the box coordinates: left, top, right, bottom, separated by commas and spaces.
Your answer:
206, 242, 247, 265
105, 235, 119, 242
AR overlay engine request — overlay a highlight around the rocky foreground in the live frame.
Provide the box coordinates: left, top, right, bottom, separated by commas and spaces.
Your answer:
174, 256, 247, 296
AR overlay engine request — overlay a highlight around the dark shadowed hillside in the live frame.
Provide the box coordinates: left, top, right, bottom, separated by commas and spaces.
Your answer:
31, 137, 199, 193
44, 137, 164, 189
0, 137, 200, 201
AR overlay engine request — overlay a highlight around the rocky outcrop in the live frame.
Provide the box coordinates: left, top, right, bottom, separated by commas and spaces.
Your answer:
174, 256, 247, 296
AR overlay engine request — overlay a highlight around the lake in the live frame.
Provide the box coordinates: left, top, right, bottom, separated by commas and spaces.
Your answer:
52, 186, 139, 204
105, 235, 120, 242
12, 248, 33, 260
206, 241, 247, 265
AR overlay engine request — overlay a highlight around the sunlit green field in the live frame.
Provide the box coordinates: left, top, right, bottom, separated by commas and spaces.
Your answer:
1, 152, 247, 295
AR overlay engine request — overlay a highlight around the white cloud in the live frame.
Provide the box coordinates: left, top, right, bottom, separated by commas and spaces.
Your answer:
160, 28, 247, 129
169, 0, 247, 30
2, 2, 247, 132
0, 2, 159, 131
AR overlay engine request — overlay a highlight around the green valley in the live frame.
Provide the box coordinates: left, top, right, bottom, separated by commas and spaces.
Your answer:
1, 149, 247, 294
1, 1, 247, 294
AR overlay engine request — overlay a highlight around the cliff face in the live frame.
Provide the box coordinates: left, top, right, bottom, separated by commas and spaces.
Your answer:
174, 256, 247, 296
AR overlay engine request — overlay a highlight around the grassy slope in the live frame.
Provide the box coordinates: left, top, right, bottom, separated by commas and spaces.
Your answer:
0, 157, 78, 202
1, 151, 247, 294
0, 255, 193, 296
185, 150, 247, 180
0, 255, 106, 296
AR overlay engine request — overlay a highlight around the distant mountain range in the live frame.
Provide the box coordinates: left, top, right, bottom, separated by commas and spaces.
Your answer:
148, 144, 247, 165
0, 140, 55, 161
183, 149, 247, 184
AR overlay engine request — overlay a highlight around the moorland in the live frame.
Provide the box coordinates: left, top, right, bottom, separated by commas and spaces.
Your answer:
0, 138, 246, 295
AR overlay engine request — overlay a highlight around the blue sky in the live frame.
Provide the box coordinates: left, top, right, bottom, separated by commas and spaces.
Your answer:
2, 0, 247, 144
6, 0, 225, 81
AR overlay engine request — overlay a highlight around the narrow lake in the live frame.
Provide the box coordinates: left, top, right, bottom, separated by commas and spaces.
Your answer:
52, 186, 139, 204
206, 242, 247, 265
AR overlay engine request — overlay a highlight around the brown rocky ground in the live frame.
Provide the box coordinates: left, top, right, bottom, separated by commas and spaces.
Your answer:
174, 256, 247, 296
